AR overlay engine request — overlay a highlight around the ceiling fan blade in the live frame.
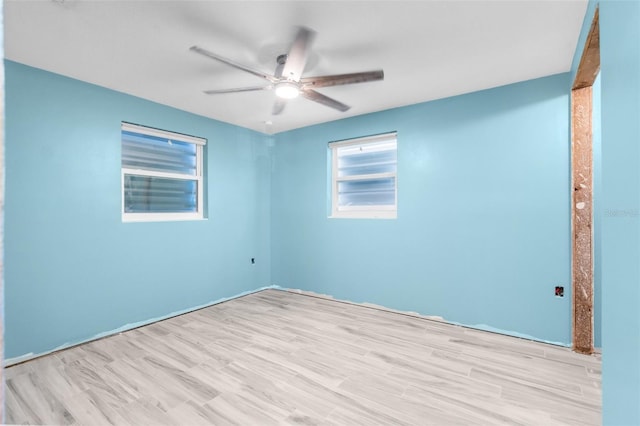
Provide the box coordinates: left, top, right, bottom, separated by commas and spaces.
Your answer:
281, 27, 316, 82
203, 85, 272, 95
301, 89, 350, 112
190, 46, 275, 82
272, 99, 286, 115
301, 70, 384, 88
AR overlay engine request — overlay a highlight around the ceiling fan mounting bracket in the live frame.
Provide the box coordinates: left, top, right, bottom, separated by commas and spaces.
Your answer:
276, 54, 288, 66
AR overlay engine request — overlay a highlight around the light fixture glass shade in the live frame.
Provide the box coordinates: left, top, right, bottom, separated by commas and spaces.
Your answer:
275, 82, 300, 99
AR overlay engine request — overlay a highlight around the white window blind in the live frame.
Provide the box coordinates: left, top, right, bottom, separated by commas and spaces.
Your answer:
330, 132, 397, 219
121, 123, 206, 222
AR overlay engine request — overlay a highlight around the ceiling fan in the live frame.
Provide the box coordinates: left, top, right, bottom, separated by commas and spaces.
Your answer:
190, 27, 384, 115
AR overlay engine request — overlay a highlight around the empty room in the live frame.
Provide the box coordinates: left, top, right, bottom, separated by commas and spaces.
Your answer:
1, 0, 639, 425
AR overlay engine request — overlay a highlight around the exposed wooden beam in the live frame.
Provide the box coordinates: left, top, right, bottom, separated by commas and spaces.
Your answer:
571, 86, 594, 354
570, 6, 600, 355
573, 8, 600, 90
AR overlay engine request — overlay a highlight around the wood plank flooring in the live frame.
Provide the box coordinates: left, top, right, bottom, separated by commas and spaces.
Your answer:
5, 289, 602, 425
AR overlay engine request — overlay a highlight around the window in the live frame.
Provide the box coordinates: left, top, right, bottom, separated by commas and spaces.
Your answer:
121, 122, 206, 222
330, 132, 397, 219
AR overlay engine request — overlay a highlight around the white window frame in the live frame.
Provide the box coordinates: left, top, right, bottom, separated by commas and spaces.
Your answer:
330, 132, 398, 219
121, 122, 206, 222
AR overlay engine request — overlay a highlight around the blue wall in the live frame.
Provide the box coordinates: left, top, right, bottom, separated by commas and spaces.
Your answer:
599, 1, 640, 424
272, 74, 572, 345
4, 61, 271, 359
573, 1, 640, 423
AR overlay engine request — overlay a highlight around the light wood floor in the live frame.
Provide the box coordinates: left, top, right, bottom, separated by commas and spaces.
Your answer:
5, 289, 601, 425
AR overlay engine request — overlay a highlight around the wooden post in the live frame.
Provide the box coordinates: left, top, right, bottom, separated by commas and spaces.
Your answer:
571, 86, 594, 354
570, 7, 599, 354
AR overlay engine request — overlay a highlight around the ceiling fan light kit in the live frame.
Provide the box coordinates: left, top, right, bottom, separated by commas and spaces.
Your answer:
275, 82, 300, 99
190, 27, 384, 115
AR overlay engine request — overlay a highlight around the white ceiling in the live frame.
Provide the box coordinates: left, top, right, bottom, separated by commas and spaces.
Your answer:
5, 0, 587, 135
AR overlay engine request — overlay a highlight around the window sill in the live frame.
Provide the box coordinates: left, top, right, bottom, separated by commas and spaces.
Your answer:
122, 215, 207, 223
329, 213, 397, 220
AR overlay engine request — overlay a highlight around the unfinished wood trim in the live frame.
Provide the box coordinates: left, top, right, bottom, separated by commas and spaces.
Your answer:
573, 8, 600, 90
571, 86, 594, 355
570, 6, 600, 355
